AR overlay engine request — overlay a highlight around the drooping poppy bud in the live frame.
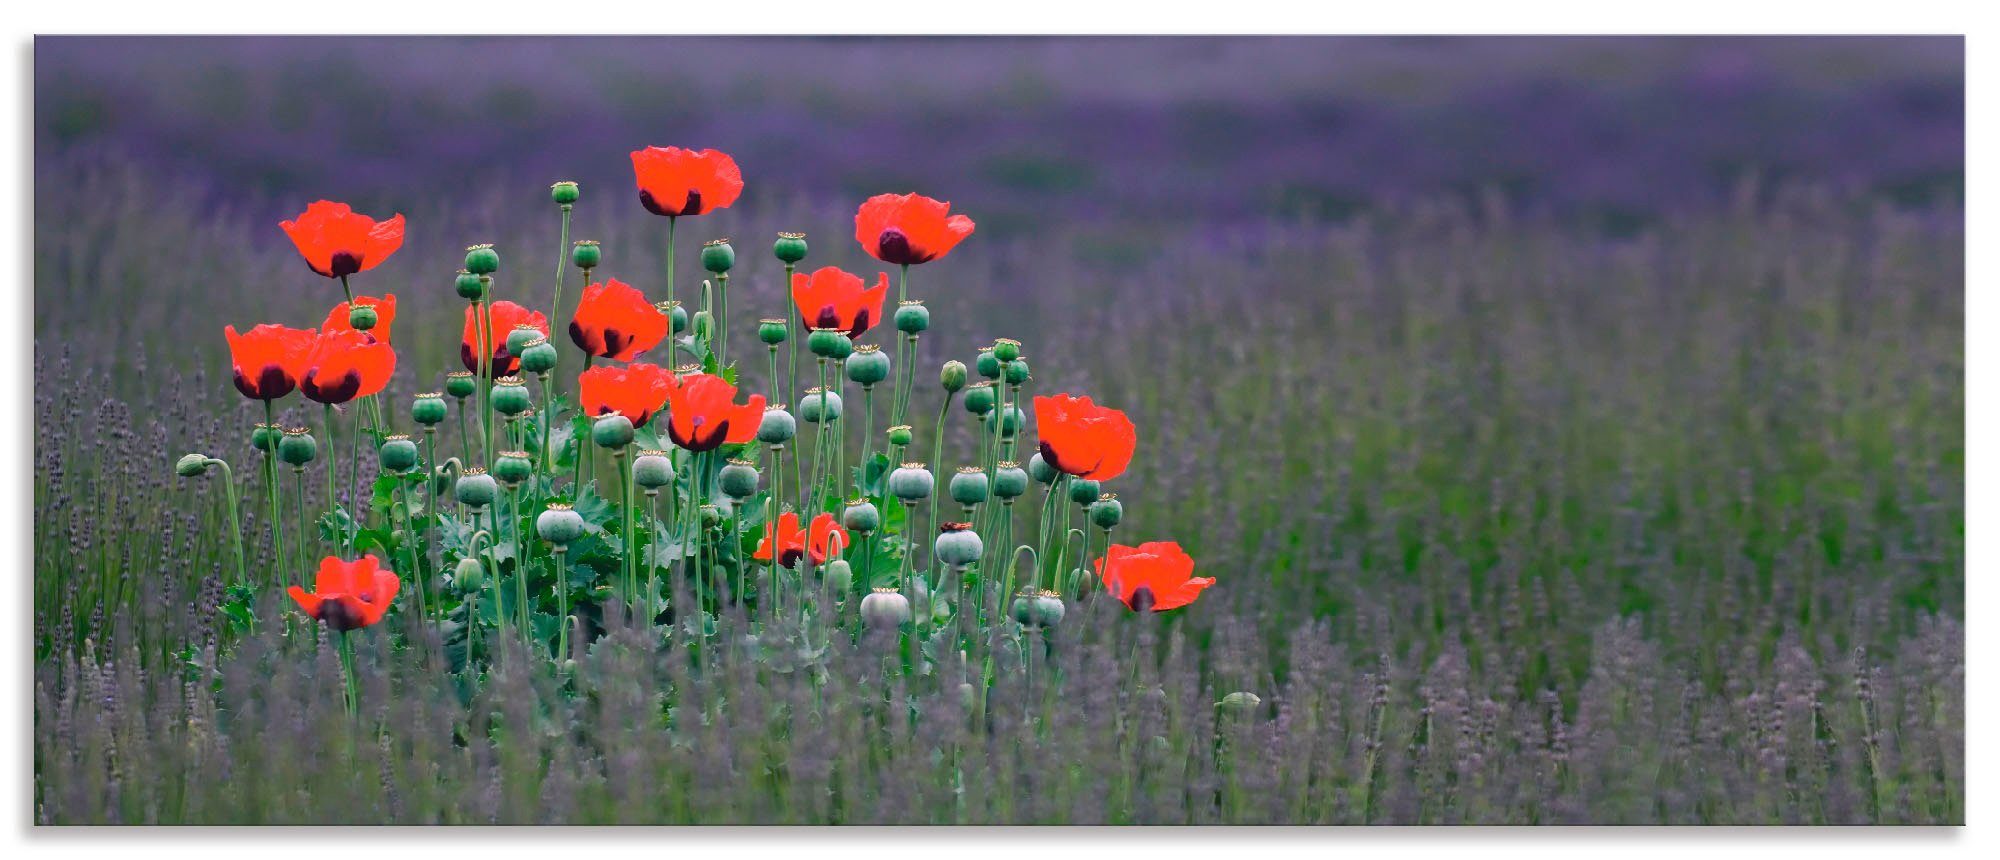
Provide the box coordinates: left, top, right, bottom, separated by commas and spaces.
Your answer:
853, 193, 975, 266
279, 201, 405, 279
537, 503, 586, 545
551, 181, 580, 206
455, 468, 498, 508
445, 371, 477, 400
933, 522, 983, 568
949, 467, 989, 507
939, 360, 967, 393
773, 232, 808, 265
278, 427, 318, 468
633, 450, 674, 491
176, 453, 210, 478
757, 406, 796, 445
823, 558, 853, 594
895, 300, 929, 334
464, 243, 500, 275
630, 146, 744, 217
453, 557, 484, 593
846, 344, 890, 387
379, 435, 420, 473
702, 238, 735, 274
718, 459, 760, 499
571, 240, 602, 270
287, 555, 400, 631
888, 463, 934, 502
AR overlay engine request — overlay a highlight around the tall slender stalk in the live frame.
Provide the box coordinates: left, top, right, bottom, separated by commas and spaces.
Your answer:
262, 402, 285, 586
201, 458, 247, 589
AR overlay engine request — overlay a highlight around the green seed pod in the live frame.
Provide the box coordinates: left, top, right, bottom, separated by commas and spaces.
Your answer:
846, 344, 890, 386
1068, 478, 1102, 506
989, 405, 1023, 438
718, 459, 760, 499
277, 427, 317, 467
933, 522, 984, 568
537, 503, 586, 545
250, 423, 279, 452
975, 348, 1001, 380
807, 328, 851, 359
571, 240, 602, 270
1089, 493, 1123, 530
992, 338, 1021, 363
963, 382, 996, 415
887, 463, 934, 501
662, 301, 689, 335
949, 466, 989, 506
493, 451, 533, 487
454, 270, 486, 301
773, 231, 809, 265
1004, 357, 1031, 386
550, 180, 580, 206
841, 499, 881, 534
491, 376, 533, 416
592, 413, 635, 449
454, 468, 498, 508
454, 557, 485, 593
860, 588, 911, 631
1216, 692, 1263, 716
895, 300, 929, 334
992, 462, 1030, 499
518, 337, 558, 374
886, 424, 914, 447
1010, 588, 1041, 626
798, 388, 843, 424
347, 304, 379, 331
632, 450, 674, 491
1035, 590, 1067, 628
378, 435, 420, 473
411, 393, 448, 427
175, 453, 210, 478
464, 243, 500, 275
1028, 453, 1058, 484
823, 559, 853, 594
700, 504, 725, 530
505, 325, 543, 355
701, 238, 736, 273
757, 406, 796, 445
758, 318, 788, 345
445, 371, 477, 400
939, 360, 967, 392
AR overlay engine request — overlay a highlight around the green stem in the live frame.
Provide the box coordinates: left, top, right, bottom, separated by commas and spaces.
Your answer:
551, 204, 573, 345
337, 630, 358, 718
294, 467, 311, 584
205, 459, 247, 590
665, 216, 678, 308
553, 545, 571, 661
323, 403, 338, 546
263, 401, 285, 587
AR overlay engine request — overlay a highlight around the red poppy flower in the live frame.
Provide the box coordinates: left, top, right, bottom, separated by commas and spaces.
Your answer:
279, 200, 406, 278
569, 278, 670, 361
630, 146, 744, 217
461, 301, 549, 376
223, 323, 319, 401
322, 293, 398, 344
1096, 541, 1213, 612
854, 193, 975, 266
578, 362, 674, 428
288, 554, 402, 631
301, 330, 396, 405
791, 266, 890, 338
663, 372, 766, 452
1032, 394, 1137, 482
754, 512, 850, 568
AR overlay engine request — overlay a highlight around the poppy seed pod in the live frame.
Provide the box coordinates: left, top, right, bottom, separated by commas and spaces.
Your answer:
798, 388, 843, 423
1089, 494, 1123, 529
993, 338, 1022, 363
895, 300, 929, 334
841, 499, 881, 533
1004, 357, 1031, 386
949, 466, 989, 506
1010, 588, 1042, 626
250, 423, 279, 452
348, 304, 379, 331
278, 428, 317, 467
846, 345, 891, 386
592, 413, 635, 449
518, 337, 558, 374
491, 377, 532, 416
701, 238, 735, 273
571, 240, 601, 270
454, 468, 498, 508
886, 424, 914, 447
992, 462, 1030, 499
1035, 590, 1067, 628
505, 324, 544, 355
551, 180, 580, 206
888, 463, 934, 501
454, 270, 486, 301
758, 318, 788, 345
1028, 453, 1058, 484
454, 557, 485, 592
823, 559, 853, 594
464, 244, 500, 275
661, 301, 689, 335
989, 405, 1023, 438
175, 453, 210, 478
773, 231, 809, 265
718, 459, 760, 499
963, 382, 997, 415
975, 348, 1001, 380
700, 504, 725, 530
379, 435, 420, 473
633, 450, 674, 490
939, 360, 967, 392
1217, 692, 1263, 716
757, 406, 797, 445
537, 503, 586, 545
860, 588, 912, 631
933, 522, 984, 568
411, 393, 447, 426
493, 451, 533, 487
1068, 478, 1102, 506
445, 371, 477, 400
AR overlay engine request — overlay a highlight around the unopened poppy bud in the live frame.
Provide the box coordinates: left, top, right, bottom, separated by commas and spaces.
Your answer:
455, 468, 498, 508
846, 344, 890, 386
886, 424, 914, 447
454, 270, 486, 301
975, 347, 1001, 380
934, 522, 983, 568
861, 588, 911, 630
949, 466, 989, 506
990, 405, 1023, 438
445, 371, 477, 400
993, 338, 1021, 363
992, 462, 1029, 499
701, 238, 735, 273
379, 435, 420, 473
519, 337, 558, 374
888, 463, 934, 501
592, 413, 635, 449
895, 300, 929, 334
537, 503, 586, 545
571, 240, 601, 270
823, 559, 853, 594
691, 310, 714, 341
963, 382, 996, 415
1217, 692, 1262, 716
773, 231, 809, 265
1004, 358, 1031, 386
757, 406, 796, 445
551, 180, 580, 206
454, 557, 485, 592
806, 327, 849, 359
799, 388, 843, 423
493, 451, 533, 487
719, 459, 760, 499
348, 304, 378, 331
505, 324, 543, 355
176, 453, 210, 478
633, 450, 674, 490
660, 301, 688, 334
277, 427, 317, 467
1089, 494, 1123, 530
1035, 590, 1067, 628
491, 377, 532, 416
410, 393, 447, 426
841, 499, 881, 533
758, 318, 788, 345
464, 243, 500, 275
940, 360, 967, 392
1028, 453, 1057, 484
1068, 478, 1101, 506
250, 423, 279, 452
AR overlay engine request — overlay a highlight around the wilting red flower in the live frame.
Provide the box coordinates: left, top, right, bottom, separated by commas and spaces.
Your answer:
1032, 394, 1137, 481
1096, 541, 1213, 612
754, 512, 850, 567
630, 146, 744, 217
280, 200, 406, 278
791, 266, 890, 338
288, 555, 401, 631
578, 362, 674, 428
301, 330, 396, 405
461, 301, 549, 376
854, 192, 975, 266
223, 323, 319, 401
322, 293, 398, 344
569, 278, 670, 361
663, 372, 766, 452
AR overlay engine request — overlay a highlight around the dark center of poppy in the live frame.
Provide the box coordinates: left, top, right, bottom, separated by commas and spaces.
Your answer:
1126, 586, 1157, 613
327, 250, 364, 279
875, 228, 919, 265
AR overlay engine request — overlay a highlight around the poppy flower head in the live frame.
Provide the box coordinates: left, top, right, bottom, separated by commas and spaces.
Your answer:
280, 200, 405, 279
287, 554, 401, 631
461, 301, 550, 376
322, 293, 397, 344
1032, 393, 1138, 482
224, 323, 319, 401
754, 512, 850, 568
578, 362, 674, 428
1095, 541, 1212, 612
301, 329, 397, 405
569, 278, 670, 361
854, 193, 975, 266
630, 146, 744, 217
664, 372, 767, 452
791, 266, 891, 338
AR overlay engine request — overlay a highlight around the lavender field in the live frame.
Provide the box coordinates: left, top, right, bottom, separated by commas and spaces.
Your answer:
31, 36, 1963, 824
